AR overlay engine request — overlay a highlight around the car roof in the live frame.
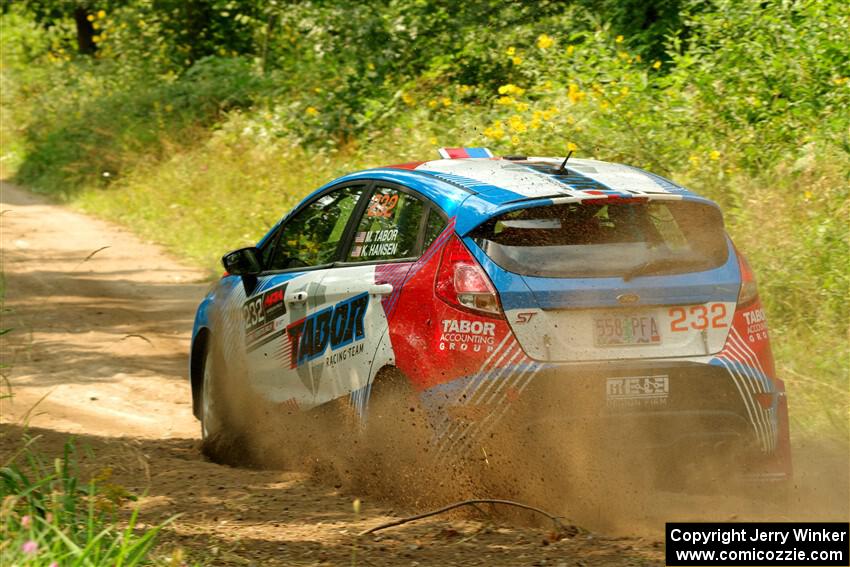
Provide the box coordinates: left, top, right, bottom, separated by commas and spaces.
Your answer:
322, 155, 719, 236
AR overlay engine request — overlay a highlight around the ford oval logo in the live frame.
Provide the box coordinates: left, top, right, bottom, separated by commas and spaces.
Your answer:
617, 293, 640, 305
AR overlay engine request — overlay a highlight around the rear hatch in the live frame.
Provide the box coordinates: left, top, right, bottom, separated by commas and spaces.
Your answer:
469, 198, 740, 362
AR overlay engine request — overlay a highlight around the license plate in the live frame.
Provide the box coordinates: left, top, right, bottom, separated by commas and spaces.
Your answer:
606, 375, 669, 408
594, 314, 661, 346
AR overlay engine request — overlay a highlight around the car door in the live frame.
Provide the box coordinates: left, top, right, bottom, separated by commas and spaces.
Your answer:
239, 183, 369, 410
313, 183, 437, 415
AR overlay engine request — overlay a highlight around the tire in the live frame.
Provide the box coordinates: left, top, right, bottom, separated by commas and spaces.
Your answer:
200, 347, 221, 442
199, 339, 248, 464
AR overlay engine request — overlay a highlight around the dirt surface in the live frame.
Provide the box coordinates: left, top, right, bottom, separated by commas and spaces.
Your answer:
0, 181, 664, 565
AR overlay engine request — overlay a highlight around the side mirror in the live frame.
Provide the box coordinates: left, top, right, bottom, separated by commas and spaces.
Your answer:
222, 247, 262, 276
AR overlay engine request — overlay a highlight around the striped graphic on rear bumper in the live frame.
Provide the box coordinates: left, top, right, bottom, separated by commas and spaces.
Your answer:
432, 335, 543, 463
712, 327, 777, 453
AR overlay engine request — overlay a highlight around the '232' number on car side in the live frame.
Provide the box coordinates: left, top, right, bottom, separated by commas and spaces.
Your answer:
243, 297, 265, 328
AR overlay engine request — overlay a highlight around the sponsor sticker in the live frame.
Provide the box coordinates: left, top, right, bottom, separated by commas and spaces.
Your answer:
606, 375, 669, 408
742, 307, 769, 343
438, 318, 498, 353
243, 283, 288, 335
286, 292, 369, 367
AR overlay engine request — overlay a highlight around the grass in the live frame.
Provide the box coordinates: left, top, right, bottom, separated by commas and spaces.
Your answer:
0, 434, 184, 566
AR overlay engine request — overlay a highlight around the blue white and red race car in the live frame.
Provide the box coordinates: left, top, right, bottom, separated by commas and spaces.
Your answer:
190, 148, 791, 483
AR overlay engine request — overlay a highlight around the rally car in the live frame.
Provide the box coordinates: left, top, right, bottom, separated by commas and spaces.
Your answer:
190, 148, 791, 483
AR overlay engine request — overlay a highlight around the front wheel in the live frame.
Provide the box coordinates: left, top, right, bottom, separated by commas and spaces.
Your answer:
200, 347, 222, 442
199, 340, 246, 463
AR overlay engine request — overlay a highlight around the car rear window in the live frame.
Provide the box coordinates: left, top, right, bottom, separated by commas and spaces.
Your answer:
470, 200, 728, 278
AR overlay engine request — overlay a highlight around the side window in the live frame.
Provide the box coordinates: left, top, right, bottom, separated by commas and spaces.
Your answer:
345, 186, 426, 262
423, 208, 447, 250
266, 185, 365, 271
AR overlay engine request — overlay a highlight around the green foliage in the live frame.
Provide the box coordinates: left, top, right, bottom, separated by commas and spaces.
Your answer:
1, 0, 848, 437
0, 437, 175, 566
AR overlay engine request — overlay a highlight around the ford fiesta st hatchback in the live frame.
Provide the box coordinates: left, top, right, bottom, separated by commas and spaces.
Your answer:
190, 147, 791, 484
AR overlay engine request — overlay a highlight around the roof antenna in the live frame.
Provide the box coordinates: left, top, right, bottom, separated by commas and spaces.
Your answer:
555, 150, 573, 174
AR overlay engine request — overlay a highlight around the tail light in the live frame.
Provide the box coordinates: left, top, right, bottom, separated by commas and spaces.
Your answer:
736, 250, 759, 307
435, 236, 503, 317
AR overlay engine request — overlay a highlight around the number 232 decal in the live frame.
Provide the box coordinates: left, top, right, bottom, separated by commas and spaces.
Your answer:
668, 304, 727, 332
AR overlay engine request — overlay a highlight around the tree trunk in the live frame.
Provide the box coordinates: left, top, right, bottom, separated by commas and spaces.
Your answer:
73, 7, 96, 55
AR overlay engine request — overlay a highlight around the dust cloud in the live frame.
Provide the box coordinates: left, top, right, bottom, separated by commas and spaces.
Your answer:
201, 322, 849, 537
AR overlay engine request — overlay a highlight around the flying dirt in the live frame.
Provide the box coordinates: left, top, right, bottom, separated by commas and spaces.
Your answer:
1, 181, 847, 565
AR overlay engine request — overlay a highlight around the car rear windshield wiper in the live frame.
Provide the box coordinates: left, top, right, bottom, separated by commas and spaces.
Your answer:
622, 257, 709, 281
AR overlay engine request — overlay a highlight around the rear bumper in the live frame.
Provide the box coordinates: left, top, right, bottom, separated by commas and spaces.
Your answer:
426, 360, 792, 482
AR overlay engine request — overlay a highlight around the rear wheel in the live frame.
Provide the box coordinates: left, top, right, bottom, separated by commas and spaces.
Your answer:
358, 368, 440, 504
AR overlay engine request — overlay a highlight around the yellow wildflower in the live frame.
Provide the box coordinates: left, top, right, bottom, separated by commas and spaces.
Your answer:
97, 9, 106, 19
498, 84, 525, 96
567, 142, 578, 152
367, 62, 375, 70
709, 150, 721, 161
508, 115, 526, 133
530, 117, 541, 130
511, 135, 520, 145
620, 86, 630, 97
306, 106, 319, 116
542, 107, 559, 120
516, 102, 529, 112
617, 51, 629, 60
506, 46, 516, 56
483, 122, 506, 140
511, 56, 523, 65
314, 87, 322, 93
441, 97, 452, 107
689, 154, 701, 167
635, 54, 642, 63
458, 84, 472, 94
615, 35, 624, 43
87, 14, 95, 22
599, 100, 610, 110
652, 60, 662, 69
537, 34, 554, 49
428, 99, 438, 108
429, 136, 438, 145
496, 96, 515, 106
803, 190, 813, 200
401, 92, 414, 106
567, 83, 585, 104
566, 44, 575, 56
92, 35, 101, 43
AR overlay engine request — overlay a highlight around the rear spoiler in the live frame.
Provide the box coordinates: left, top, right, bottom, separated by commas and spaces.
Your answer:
455, 192, 720, 237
